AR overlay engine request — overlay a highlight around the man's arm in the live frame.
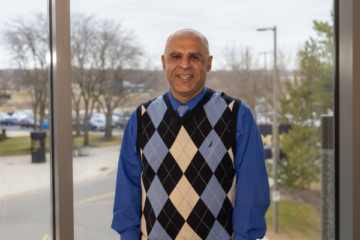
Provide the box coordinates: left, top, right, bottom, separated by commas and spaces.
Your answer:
232, 103, 270, 240
111, 110, 143, 240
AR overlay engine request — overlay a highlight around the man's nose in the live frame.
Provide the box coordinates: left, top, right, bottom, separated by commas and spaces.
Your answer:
179, 56, 191, 69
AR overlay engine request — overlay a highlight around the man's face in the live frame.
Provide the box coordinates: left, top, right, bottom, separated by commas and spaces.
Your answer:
161, 35, 213, 101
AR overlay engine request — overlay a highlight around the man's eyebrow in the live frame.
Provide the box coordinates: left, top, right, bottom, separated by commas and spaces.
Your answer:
189, 52, 203, 57
169, 51, 182, 56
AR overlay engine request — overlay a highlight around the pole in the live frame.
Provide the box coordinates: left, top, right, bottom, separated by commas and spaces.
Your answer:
321, 115, 334, 240
264, 52, 267, 70
272, 26, 279, 234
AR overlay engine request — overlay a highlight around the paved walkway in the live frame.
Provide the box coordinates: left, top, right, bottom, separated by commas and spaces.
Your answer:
0, 143, 270, 240
0, 145, 121, 199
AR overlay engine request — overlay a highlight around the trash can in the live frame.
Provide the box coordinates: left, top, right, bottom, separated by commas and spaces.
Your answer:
31, 131, 46, 163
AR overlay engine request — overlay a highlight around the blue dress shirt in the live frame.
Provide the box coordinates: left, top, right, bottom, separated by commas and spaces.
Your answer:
112, 87, 270, 240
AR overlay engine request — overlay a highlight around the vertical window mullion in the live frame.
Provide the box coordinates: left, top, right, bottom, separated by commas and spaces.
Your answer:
48, 0, 74, 239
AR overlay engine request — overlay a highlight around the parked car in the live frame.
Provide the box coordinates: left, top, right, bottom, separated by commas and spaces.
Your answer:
90, 113, 116, 128
18, 117, 49, 129
8, 110, 28, 121
89, 119, 106, 132
0, 111, 10, 121
112, 112, 130, 128
18, 118, 34, 128
0, 118, 19, 125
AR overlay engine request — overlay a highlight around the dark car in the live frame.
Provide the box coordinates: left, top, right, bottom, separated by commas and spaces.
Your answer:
0, 118, 19, 125
18, 117, 49, 129
19, 118, 34, 128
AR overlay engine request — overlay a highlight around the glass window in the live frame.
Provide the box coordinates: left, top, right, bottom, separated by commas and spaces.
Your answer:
70, 1, 334, 239
0, 1, 52, 239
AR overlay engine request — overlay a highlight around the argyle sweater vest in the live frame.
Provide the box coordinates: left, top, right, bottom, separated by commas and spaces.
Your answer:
136, 88, 241, 240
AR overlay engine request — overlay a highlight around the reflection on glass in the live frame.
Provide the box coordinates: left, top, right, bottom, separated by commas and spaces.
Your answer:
0, 3, 51, 240
70, 1, 334, 240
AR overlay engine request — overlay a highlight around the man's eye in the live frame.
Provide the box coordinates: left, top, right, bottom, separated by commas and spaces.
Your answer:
191, 56, 198, 59
173, 55, 180, 59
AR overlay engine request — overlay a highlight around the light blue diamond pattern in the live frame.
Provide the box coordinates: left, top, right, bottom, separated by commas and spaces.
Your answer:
147, 96, 168, 128
199, 129, 227, 172
206, 220, 230, 240
143, 131, 168, 172
149, 221, 172, 240
203, 92, 228, 127
201, 176, 226, 217
147, 176, 168, 217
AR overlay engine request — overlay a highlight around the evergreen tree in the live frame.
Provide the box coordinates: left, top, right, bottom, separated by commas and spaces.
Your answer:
275, 16, 333, 189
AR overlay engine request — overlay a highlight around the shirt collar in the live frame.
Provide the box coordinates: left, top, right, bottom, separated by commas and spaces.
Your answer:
168, 86, 207, 111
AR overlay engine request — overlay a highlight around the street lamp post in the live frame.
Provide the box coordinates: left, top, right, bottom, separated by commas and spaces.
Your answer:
257, 26, 279, 234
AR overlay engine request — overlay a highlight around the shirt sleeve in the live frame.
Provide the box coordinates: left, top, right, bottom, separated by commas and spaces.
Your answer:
232, 103, 270, 240
111, 110, 142, 240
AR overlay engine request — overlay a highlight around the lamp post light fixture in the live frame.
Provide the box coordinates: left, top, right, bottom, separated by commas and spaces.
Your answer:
257, 26, 279, 234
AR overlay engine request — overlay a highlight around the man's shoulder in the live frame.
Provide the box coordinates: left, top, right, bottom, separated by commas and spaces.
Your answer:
136, 92, 168, 110
208, 89, 243, 112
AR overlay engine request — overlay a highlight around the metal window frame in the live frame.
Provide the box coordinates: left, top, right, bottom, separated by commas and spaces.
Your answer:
337, 0, 360, 239
46, 0, 360, 239
48, 0, 74, 239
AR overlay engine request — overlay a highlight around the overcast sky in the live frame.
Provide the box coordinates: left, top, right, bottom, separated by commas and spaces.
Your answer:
0, 0, 333, 70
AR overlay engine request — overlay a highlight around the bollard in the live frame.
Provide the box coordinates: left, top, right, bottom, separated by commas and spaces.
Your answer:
321, 115, 334, 240
2, 129, 5, 135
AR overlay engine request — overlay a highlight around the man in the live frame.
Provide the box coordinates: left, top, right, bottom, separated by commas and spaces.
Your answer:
112, 29, 270, 240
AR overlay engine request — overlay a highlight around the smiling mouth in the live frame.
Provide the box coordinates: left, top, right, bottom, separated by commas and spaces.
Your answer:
178, 74, 193, 79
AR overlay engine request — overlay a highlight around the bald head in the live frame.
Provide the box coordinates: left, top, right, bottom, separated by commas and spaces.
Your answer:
161, 28, 213, 103
164, 29, 210, 56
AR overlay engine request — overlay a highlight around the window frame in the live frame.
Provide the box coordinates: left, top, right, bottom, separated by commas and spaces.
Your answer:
47, 0, 360, 239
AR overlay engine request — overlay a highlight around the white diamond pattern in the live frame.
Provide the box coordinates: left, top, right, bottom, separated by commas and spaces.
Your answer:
170, 126, 198, 172
169, 176, 200, 219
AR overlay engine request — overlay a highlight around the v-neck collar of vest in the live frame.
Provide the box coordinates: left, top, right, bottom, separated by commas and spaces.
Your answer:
162, 87, 215, 123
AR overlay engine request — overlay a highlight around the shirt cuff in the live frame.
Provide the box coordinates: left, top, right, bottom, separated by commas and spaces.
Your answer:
120, 229, 140, 240
232, 206, 267, 240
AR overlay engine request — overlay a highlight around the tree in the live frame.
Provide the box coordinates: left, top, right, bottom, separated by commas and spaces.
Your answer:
71, 14, 96, 136
1, 14, 48, 129
276, 17, 333, 189
222, 45, 268, 119
92, 20, 142, 139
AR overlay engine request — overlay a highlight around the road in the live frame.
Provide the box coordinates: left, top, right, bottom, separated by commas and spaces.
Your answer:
0, 173, 120, 240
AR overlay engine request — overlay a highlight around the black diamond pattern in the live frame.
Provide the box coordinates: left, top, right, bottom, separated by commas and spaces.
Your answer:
187, 210, 202, 234
192, 198, 208, 218
157, 153, 183, 195
187, 112, 213, 149
144, 198, 156, 235
185, 153, 213, 196
157, 200, 185, 239
140, 112, 156, 149
142, 156, 156, 192
195, 221, 211, 239
201, 209, 216, 230
157, 111, 180, 149
216, 198, 233, 236
214, 153, 235, 193
214, 108, 232, 150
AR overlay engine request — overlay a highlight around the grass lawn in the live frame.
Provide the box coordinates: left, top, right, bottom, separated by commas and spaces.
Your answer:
265, 200, 320, 240
0, 134, 123, 157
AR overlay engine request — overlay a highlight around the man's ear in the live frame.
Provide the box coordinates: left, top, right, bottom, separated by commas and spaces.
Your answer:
207, 55, 213, 72
161, 55, 166, 71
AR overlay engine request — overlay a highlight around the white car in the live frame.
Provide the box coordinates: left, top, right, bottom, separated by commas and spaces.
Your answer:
9, 110, 28, 121
0, 111, 10, 121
